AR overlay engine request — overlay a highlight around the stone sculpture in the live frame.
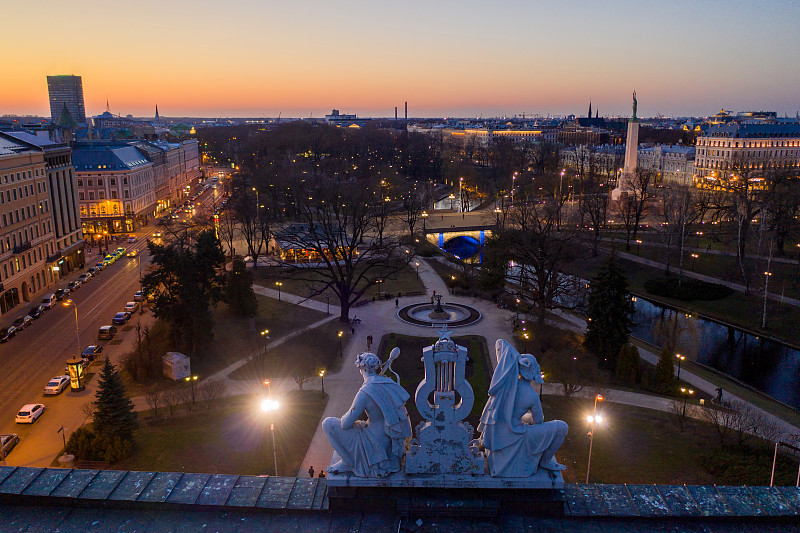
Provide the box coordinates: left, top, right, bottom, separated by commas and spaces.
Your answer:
478, 340, 568, 477
632, 90, 638, 119
405, 327, 484, 475
323, 350, 412, 477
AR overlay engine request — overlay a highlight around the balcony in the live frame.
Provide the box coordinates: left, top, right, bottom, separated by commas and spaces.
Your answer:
12, 241, 32, 254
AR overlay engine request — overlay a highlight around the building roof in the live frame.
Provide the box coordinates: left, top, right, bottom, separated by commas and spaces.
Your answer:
705, 123, 800, 138
0, 130, 58, 148
72, 144, 151, 171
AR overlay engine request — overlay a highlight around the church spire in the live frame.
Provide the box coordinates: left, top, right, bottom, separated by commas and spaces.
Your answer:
155, 104, 159, 122
106, 98, 110, 113
588, 100, 592, 118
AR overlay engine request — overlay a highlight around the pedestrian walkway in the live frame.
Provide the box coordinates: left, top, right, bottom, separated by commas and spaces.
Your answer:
601, 236, 800, 265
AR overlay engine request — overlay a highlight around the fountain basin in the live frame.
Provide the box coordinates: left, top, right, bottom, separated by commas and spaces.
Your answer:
398, 302, 481, 328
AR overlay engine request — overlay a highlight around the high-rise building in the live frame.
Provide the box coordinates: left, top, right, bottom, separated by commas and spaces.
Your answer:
47, 75, 87, 125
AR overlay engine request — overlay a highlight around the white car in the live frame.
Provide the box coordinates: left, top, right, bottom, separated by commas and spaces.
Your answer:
16, 403, 45, 424
124, 301, 139, 313
44, 375, 70, 395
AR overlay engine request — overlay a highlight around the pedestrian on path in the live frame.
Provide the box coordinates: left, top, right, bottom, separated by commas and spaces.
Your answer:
395, 298, 399, 308
318, 471, 326, 478
308, 465, 315, 478
367, 335, 373, 350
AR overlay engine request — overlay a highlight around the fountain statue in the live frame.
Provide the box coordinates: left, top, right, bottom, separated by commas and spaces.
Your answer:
428, 294, 449, 319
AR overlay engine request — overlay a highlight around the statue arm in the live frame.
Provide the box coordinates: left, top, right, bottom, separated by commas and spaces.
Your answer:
529, 394, 544, 425
341, 391, 368, 429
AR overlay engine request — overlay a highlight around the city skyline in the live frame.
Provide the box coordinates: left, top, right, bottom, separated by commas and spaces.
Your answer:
3, 0, 800, 118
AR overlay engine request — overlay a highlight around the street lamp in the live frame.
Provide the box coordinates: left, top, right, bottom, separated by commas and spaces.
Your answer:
185, 375, 198, 404
635, 240, 642, 256
494, 206, 502, 227
586, 394, 604, 484
421, 210, 428, 232
690, 253, 698, 270
559, 169, 565, 199
523, 332, 529, 353
675, 353, 685, 382
448, 193, 455, 211
261, 379, 279, 476
680, 387, 695, 419
260, 329, 270, 355
459, 177, 463, 213
415, 261, 420, 280
319, 368, 326, 398
275, 281, 283, 301
762, 271, 773, 329
338, 330, 344, 357
62, 299, 81, 356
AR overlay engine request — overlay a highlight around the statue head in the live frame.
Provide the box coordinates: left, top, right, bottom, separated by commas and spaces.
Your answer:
355, 352, 382, 376
519, 354, 544, 383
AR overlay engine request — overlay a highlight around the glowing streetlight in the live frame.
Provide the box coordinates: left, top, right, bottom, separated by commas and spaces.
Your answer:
675, 354, 685, 382
185, 375, 198, 403
275, 281, 283, 301
691, 253, 699, 270
421, 210, 428, 232
62, 299, 81, 356
319, 368, 326, 397
338, 330, 344, 357
262, 379, 279, 476
586, 394, 604, 484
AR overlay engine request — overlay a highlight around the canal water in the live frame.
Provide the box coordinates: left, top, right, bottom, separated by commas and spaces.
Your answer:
630, 296, 800, 410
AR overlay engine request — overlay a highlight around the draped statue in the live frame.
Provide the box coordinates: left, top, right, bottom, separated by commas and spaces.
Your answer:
324, 351, 412, 477
632, 90, 638, 119
478, 340, 568, 477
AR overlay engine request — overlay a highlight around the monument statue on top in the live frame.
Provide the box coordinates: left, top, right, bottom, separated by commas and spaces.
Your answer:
323, 350, 412, 477
632, 90, 637, 119
478, 340, 568, 477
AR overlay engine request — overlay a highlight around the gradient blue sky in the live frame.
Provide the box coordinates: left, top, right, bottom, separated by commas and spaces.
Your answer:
3, 0, 799, 118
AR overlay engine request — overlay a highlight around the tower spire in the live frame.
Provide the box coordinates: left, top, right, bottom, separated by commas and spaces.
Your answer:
588, 100, 592, 118
106, 98, 110, 113
155, 104, 159, 122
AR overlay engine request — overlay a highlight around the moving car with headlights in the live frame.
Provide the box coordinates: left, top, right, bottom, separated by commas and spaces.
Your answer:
16, 404, 45, 424
44, 376, 70, 395
127, 249, 139, 257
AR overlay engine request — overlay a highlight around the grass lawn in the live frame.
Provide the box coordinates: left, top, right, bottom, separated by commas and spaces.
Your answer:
229, 320, 346, 382
115, 392, 326, 476
376, 333, 491, 428
252, 263, 426, 304
544, 396, 799, 486
121, 295, 327, 396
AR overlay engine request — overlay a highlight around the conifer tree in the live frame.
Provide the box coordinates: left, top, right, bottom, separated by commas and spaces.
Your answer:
225, 258, 258, 316
584, 255, 634, 369
93, 358, 138, 441
654, 347, 676, 393
615, 343, 641, 386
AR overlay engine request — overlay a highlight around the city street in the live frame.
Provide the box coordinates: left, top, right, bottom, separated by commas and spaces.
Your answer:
0, 180, 219, 467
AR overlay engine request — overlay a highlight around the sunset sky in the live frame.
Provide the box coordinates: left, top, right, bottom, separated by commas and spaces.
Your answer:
3, 0, 799, 119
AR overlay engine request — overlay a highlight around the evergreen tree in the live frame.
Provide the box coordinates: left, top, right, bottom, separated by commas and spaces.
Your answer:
478, 234, 508, 290
584, 255, 634, 369
615, 343, 641, 386
226, 258, 258, 316
93, 358, 138, 441
654, 347, 676, 393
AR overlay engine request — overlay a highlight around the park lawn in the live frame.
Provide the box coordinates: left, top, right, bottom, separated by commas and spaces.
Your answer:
545, 396, 799, 486
376, 333, 491, 427
252, 263, 426, 304
116, 392, 326, 476
229, 320, 346, 382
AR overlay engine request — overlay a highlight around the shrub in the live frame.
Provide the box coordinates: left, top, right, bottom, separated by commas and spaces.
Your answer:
654, 348, 676, 394
644, 277, 733, 301
66, 427, 96, 460
615, 343, 641, 386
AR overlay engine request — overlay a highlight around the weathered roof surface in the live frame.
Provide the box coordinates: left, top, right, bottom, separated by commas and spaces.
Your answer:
72, 144, 151, 170
0, 466, 798, 531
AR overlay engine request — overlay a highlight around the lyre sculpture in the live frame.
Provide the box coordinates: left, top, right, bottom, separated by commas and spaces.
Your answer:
404, 327, 484, 475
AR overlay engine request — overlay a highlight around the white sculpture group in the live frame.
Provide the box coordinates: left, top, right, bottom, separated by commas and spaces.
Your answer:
323, 329, 568, 480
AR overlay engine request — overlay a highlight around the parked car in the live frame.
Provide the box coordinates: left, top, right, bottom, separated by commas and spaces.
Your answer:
1, 434, 20, 457
124, 301, 139, 313
98, 325, 118, 340
88, 267, 100, 276
41, 294, 57, 309
80, 345, 103, 361
0, 326, 17, 343
127, 235, 136, 243
66, 281, 81, 291
15, 404, 45, 424
94, 261, 106, 270
12, 315, 33, 329
78, 273, 91, 283
28, 306, 45, 319
54, 288, 66, 300
103, 254, 116, 265
133, 290, 144, 302
43, 375, 70, 395
112, 311, 131, 326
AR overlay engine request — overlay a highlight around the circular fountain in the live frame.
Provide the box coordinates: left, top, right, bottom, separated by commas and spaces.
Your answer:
398, 296, 481, 328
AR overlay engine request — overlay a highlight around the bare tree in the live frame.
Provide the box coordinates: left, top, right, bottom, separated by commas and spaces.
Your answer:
163, 389, 181, 417
144, 387, 162, 418
216, 206, 239, 259
579, 176, 610, 257
81, 401, 96, 421
401, 183, 426, 236
198, 380, 228, 408
615, 167, 656, 250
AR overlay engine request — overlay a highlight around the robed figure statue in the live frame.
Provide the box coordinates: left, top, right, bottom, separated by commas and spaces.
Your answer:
478, 340, 568, 477
324, 352, 412, 477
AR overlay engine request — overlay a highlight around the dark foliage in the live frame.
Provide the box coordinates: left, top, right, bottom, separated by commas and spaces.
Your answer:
584, 255, 634, 369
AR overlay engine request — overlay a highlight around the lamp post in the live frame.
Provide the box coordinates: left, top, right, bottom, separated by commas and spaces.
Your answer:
762, 271, 772, 329
586, 394, 604, 484
415, 261, 420, 280
319, 369, 326, 398
421, 210, 428, 232
675, 353, 685, 382
262, 379, 279, 476
275, 281, 282, 301
691, 253, 698, 271
448, 193, 455, 211
260, 329, 270, 355
338, 330, 344, 357
559, 169, 565, 200
636, 240, 642, 256
681, 387, 694, 419
523, 332, 529, 353
63, 299, 81, 355
185, 375, 198, 404
494, 206, 502, 227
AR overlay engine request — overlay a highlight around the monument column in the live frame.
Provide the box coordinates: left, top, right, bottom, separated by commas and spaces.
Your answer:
612, 91, 639, 201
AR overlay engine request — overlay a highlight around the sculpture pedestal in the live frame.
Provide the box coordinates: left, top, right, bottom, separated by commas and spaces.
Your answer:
326, 471, 565, 517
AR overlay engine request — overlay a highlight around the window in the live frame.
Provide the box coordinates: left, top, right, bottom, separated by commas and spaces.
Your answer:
99, 191, 105, 199
87, 179, 93, 186
79, 192, 84, 200
110, 178, 116, 185
97, 178, 103, 186
89, 192, 94, 200
77, 179, 83, 186
111, 191, 117, 199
